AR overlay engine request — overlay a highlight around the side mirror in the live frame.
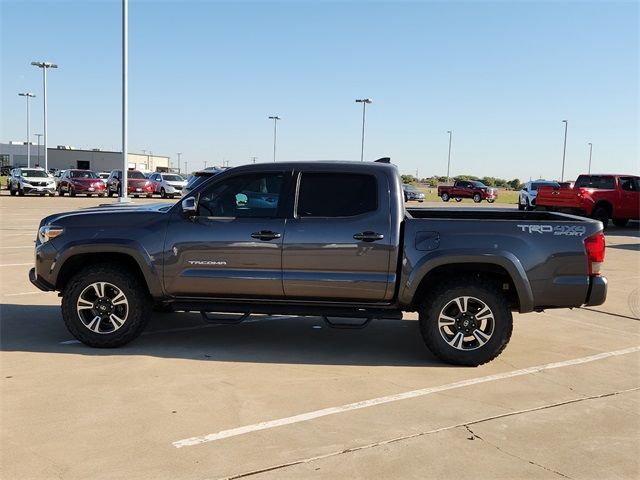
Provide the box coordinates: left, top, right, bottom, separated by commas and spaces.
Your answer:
181, 197, 197, 216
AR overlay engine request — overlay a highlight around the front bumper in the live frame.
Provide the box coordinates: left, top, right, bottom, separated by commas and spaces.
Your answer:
23, 184, 56, 195
585, 276, 607, 306
29, 267, 55, 292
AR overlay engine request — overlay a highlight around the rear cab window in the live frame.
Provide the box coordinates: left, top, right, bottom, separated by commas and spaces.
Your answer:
296, 173, 377, 217
575, 175, 615, 189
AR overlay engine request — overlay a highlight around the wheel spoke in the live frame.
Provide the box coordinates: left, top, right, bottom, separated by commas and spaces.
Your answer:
77, 298, 94, 311
438, 314, 457, 326
86, 316, 102, 332
92, 282, 106, 298
109, 314, 125, 329
473, 329, 491, 346
111, 290, 127, 306
448, 331, 465, 349
454, 297, 469, 314
475, 305, 493, 320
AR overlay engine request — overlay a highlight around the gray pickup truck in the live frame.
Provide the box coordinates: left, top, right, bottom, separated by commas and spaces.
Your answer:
30, 160, 607, 366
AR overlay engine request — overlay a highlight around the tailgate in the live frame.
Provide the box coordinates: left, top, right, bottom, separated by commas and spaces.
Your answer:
536, 185, 579, 208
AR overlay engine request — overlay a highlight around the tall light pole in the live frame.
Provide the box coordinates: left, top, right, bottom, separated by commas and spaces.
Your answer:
355, 98, 372, 161
446, 130, 453, 183
588, 142, 593, 174
118, 0, 129, 202
268, 116, 280, 162
177, 152, 182, 173
561, 120, 568, 182
34, 134, 43, 167
18, 93, 36, 168
31, 61, 58, 172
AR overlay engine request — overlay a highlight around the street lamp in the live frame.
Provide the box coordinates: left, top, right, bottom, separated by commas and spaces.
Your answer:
177, 152, 182, 173
119, 0, 129, 202
18, 93, 36, 168
355, 98, 372, 161
561, 120, 568, 182
588, 142, 593, 174
446, 130, 453, 183
31, 61, 58, 172
268, 116, 281, 162
34, 134, 43, 167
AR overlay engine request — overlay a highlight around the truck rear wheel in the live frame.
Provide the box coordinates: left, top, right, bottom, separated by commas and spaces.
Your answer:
441, 192, 450, 202
418, 279, 513, 366
61, 264, 152, 348
592, 207, 609, 228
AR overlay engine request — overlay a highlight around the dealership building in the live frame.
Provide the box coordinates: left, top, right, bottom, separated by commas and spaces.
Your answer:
0, 142, 171, 173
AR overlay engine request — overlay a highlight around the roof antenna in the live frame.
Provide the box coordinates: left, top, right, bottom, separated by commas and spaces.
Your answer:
374, 157, 391, 163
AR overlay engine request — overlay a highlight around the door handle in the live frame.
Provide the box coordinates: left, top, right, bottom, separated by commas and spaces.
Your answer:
251, 230, 281, 241
353, 231, 384, 242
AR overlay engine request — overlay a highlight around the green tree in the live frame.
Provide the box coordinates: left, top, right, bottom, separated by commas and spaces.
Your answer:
508, 178, 522, 190
401, 174, 416, 184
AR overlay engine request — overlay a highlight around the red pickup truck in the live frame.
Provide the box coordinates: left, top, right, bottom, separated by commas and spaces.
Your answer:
437, 180, 498, 203
536, 174, 639, 227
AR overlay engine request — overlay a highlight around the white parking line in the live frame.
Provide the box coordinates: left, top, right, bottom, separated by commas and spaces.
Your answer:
172, 345, 640, 448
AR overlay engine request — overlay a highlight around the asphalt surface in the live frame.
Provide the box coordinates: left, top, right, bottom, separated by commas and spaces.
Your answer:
1, 193, 639, 480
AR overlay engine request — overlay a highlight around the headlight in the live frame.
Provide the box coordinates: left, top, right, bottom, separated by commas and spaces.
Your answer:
38, 225, 64, 243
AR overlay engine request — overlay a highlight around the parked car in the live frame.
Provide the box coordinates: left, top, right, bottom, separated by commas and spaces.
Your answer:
536, 174, 639, 227
403, 184, 425, 202
52, 169, 67, 187
148, 172, 188, 198
7, 167, 56, 196
518, 180, 560, 211
30, 160, 607, 366
437, 180, 498, 203
106, 169, 154, 198
97, 172, 110, 185
57, 169, 106, 197
181, 166, 228, 197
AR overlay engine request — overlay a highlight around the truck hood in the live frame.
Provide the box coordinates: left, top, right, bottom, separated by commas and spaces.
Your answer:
40, 202, 173, 227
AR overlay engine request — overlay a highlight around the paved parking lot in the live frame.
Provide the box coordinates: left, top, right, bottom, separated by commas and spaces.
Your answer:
1, 193, 639, 480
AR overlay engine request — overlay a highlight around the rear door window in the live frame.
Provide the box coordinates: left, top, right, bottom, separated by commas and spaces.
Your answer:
296, 173, 377, 217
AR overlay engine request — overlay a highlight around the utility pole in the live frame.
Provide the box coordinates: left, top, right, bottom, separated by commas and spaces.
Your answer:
446, 130, 453, 183
176, 152, 182, 173
561, 120, 568, 182
268, 116, 281, 162
588, 142, 593, 174
250, 156, 257, 164
31, 61, 58, 172
355, 98, 373, 161
34, 133, 43, 167
18, 93, 35, 167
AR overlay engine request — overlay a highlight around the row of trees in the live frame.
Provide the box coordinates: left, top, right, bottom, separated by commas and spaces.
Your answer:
401, 174, 523, 190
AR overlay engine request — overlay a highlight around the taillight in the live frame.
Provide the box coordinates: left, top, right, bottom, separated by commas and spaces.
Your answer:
584, 232, 605, 275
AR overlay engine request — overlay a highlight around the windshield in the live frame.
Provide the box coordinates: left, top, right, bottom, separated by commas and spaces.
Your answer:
531, 181, 559, 191
98, 173, 109, 179
70, 170, 98, 179
470, 181, 487, 188
403, 185, 419, 191
127, 171, 146, 179
163, 174, 184, 182
22, 169, 48, 178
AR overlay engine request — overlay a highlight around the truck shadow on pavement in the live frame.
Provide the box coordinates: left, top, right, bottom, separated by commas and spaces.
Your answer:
0, 304, 449, 367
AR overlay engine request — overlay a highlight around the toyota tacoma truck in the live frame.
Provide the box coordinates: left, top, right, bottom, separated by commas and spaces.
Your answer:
437, 180, 498, 203
30, 160, 607, 366
536, 174, 639, 227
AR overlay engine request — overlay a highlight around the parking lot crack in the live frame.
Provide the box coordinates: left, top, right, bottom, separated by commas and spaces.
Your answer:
462, 425, 572, 479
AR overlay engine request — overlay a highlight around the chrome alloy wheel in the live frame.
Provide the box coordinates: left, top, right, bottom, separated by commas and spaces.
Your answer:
438, 296, 495, 351
76, 282, 129, 334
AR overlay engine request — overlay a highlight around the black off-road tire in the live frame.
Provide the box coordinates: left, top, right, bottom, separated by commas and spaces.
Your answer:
70, 188, 76, 197
518, 198, 524, 210
18, 187, 25, 196
10, 184, 16, 196
61, 264, 152, 348
108, 189, 114, 197
442, 192, 450, 202
613, 219, 629, 227
418, 278, 513, 366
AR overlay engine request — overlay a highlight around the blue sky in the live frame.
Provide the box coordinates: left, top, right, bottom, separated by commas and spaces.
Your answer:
1, 0, 638, 180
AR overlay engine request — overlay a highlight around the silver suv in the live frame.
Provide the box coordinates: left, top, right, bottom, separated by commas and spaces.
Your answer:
8, 168, 56, 196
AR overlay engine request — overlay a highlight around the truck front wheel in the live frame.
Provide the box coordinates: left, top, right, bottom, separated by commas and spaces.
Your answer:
418, 279, 513, 366
441, 192, 450, 202
473, 193, 482, 203
61, 264, 152, 347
